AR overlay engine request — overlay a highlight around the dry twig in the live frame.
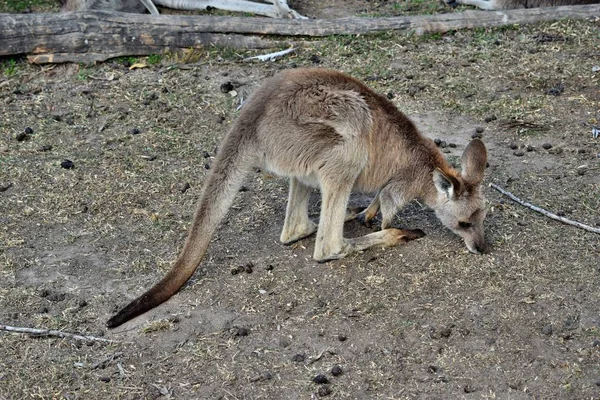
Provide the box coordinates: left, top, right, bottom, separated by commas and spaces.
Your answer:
0, 324, 119, 343
490, 183, 600, 234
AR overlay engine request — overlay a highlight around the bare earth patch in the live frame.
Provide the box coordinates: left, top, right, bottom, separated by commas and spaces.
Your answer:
1, 1, 600, 399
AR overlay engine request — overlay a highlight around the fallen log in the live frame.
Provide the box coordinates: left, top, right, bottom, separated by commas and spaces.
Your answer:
1, 5, 599, 64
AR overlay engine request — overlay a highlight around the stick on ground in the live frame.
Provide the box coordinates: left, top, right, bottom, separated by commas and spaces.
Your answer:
490, 183, 600, 234
0, 324, 120, 343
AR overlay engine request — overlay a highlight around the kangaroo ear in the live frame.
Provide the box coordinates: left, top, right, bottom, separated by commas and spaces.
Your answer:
461, 139, 487, 184
433, 168, 461, 199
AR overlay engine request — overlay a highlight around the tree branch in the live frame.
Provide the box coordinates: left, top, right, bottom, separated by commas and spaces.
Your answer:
1, 5, 599, 63
0, 324, 119, 343
490, 183, 600, 234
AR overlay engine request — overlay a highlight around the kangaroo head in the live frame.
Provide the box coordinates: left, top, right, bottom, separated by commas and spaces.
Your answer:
432, 139, 488, 254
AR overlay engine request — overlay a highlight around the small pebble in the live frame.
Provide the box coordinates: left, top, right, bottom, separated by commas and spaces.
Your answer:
439, 140, 447, 148
577, 148, 586, 154
338, 334, 347, 342
434, 138, 442, 146
387, 92, 395, 99
244, 262, 253, 273
484, 115, 497, 123
220, 82, 234, 93
310, 55, 322, 64
464, 384, 476, 393
61, 159, 75, 169
313, 374, 329, 384
99, 376, 111, 383
317, 386, 332, 396
331, 365, 343, 376
265, 264, 274, 271
231, 266, 244, 275
204, 163, 210, 170
509, 142, 518, 150
472, 132, 483, 139
526, 145, 535, 152
475, 126, 484, 133
25, 127, 34, 134
16, 132, 30, 142
541, 324, 553, 336
592, 340, 600, 347
236, 327, 249, 337
448, 142, 457, 148
513, 150, 525, 157
130, 128, 141, 135
78, 299, 88, 308
440, 327, 452, 338
180, 182, 191, 193
292, 354, 305, 362
542, 142, 553, 150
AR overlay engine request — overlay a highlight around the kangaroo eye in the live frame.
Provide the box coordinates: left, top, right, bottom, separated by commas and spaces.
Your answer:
459, 221, 472, 229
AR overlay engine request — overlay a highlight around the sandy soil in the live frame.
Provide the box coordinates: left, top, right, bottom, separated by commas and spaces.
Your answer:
1, 1, 599, 399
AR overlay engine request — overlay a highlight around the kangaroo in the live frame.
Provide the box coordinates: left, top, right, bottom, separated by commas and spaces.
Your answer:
107, 68, 488, 328
444, 0, 598, 10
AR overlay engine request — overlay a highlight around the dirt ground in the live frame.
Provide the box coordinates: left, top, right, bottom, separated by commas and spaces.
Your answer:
1, 1, 600, 399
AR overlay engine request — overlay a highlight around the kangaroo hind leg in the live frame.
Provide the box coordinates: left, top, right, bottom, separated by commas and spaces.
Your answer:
280, 177, 318, 244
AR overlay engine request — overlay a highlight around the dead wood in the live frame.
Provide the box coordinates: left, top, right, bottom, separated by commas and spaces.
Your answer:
1, 5, 599, 64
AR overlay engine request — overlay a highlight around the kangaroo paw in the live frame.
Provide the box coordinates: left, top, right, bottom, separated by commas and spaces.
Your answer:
397, 228, 426, 243
344, 206, 366, 222
280, 220, 318, 244
356, 209, 377, 228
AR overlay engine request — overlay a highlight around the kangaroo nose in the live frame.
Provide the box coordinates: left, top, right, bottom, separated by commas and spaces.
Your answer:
474, 241, 487, 254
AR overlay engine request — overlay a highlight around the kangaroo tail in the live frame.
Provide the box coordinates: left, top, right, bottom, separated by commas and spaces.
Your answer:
107, 132, 255, 328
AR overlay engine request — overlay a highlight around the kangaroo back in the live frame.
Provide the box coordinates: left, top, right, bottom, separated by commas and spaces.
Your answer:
106, 122, 257, 328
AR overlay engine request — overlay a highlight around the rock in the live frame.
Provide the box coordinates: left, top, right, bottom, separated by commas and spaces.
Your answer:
61, 159, 75, 169
484, 115, 497, 123
541, 324, 553, 336
292, 354, 305, 362
338, 334, 347, 342
313, 374, 329, 384
509, 142, 518, 150
331, 365, 343, 376
220, 82, 234, 93
542, 142, 553, 150
513, 150, 525, 157
440, 327, 452, 338
317, 385, 332, 396
25, 127, 34, 134
236, 327, 249, 337
16, 132, 30, 141
475, 126, 485, 133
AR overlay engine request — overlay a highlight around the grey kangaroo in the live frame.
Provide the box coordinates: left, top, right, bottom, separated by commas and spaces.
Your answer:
107, 68, 488, 328
444, 0, 598, 10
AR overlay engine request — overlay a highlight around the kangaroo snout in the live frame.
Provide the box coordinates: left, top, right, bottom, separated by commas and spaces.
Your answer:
465, 237, 487, 254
